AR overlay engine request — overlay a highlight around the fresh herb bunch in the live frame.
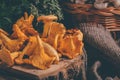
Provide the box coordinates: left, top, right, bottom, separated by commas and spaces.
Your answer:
0, 0, 63, 33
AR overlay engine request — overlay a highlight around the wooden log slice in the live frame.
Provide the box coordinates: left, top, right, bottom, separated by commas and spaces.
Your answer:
0, 52, 87, 80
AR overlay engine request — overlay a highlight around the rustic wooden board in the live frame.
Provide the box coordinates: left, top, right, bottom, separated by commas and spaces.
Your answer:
0, 55, 86, 80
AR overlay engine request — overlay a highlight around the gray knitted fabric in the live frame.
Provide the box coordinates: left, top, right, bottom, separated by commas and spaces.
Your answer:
78, 23, 120, 71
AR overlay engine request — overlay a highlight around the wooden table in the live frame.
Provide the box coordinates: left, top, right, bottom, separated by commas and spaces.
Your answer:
0, 49, 87, 80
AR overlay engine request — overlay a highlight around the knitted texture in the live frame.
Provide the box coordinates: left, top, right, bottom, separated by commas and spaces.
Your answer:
78, 23, 120, 71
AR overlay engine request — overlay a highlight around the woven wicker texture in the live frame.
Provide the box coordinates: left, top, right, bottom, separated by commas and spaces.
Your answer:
61, 1, 120, 29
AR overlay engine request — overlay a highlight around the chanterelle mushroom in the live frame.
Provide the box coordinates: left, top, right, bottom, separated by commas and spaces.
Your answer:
11, 12, 38, 38
11, 24, 28, 40
0, 29, 9, 36
58, 29, 84, 59
15, 35, 59, 69
46, 23, 66, 49
42, 41, 59, 63
15, 36, 38, 64
23, 36, 56, 69
37, 15, 66, 49
0, 46, 20, 66
0, 32, 26, 52
37, 15, 58, 38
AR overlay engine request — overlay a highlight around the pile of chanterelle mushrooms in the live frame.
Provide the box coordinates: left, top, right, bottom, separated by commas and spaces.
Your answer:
0, 12, 83, 69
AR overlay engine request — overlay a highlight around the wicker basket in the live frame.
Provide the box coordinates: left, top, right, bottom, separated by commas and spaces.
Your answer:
60, 1, 120, 29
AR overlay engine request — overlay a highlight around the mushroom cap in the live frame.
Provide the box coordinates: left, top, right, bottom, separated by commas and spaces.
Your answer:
37, 15, 58, 22
0, 47, 14, 66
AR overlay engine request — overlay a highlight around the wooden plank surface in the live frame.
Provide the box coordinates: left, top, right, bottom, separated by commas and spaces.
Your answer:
0, 55, 86, 80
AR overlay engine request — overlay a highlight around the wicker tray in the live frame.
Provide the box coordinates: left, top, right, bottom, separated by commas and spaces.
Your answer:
60, 1, 120, 29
